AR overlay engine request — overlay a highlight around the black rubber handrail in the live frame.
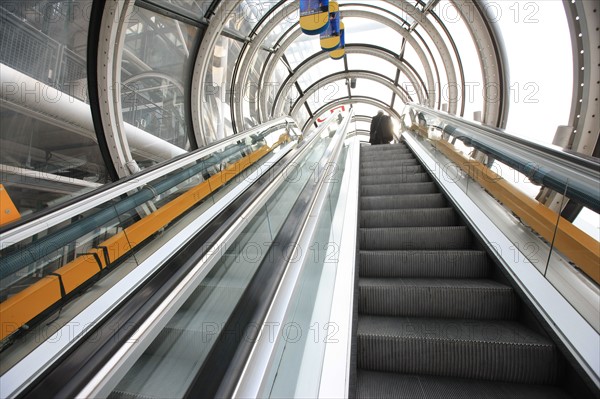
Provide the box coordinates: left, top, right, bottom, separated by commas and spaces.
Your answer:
408, 104, 600, 213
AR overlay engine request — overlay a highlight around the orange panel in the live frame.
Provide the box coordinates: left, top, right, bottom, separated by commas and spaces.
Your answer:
0, 184, 20, 226
430, 137, 600, 283
0, 276, 62, 340
54, 253, 103, 294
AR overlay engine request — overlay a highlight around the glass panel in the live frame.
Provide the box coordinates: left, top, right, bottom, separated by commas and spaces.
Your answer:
266, 145, 348, 398
243, 49, 270, 130
342, 17, 404, 54
284, 34, 322, 70
494, 1, 572, 145
143, 0, 212, 20
0, 0, 110, 218
305, 79, 348, 113
202, 35, 243, 143
351, 103, 381, 118
261, 7, 297, 50
407, 28, 446, 107
337, 0, 415, 26
431, 2, 483, 119
573, 208, 600, 242
346, 53, 397, 80
296, 58, 345, 91
121, 6, 199, 163
0, 121, 297, 365
266, 60, 291, 113
107, 123, 336, 398
352, 79, 393, 105
293, 103, 310, 129
225, 0, 281, 36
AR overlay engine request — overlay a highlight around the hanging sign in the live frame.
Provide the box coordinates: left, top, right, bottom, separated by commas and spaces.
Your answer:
329, 21, 345, 59
299, 0, 330, 35
320, 2, 340, 51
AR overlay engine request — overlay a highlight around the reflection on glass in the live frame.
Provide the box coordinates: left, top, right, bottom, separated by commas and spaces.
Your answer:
342, 17, 404, 54
284, 34, 321, 70
266, 147, 348, 398
304, 79, 349, 114
203, 35, 243, 144
352, 79, 393, 105
0, 0, 110, 217
109, 122, 335, 398
144, 0, 211, 20
0, 123, 295, 363
121, 6, 199, 163
296, 58, 344, 91
346, 53, 397, 79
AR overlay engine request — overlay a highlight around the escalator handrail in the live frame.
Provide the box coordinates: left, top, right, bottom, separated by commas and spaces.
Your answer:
189, 111, 354, 398
0, 116, 297, 245
407, 104, 600, 213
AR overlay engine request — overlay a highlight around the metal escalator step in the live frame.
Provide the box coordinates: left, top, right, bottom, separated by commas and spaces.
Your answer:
360, 226, 472, 250
360, 164, 424, 176
361, 173, 431, 185
356, 371, 572, 399
360, 159, 419, 168
358, 278, 519, 319
357, 316, 561, 385
361, 152, 416, 162
361, 182, 438, 197
109, 391, 157, 399
359, 250, 490, 278
360, 208, 457, 227
361, 194, 447, 211
361, 144, 410, 153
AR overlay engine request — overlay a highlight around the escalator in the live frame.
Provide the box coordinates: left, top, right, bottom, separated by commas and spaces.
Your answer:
0, 111, 353, 398
354, 142, 585, 398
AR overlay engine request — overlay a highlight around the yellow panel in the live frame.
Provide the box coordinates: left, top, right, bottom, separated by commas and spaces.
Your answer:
100, 233, 133, 264
54, 253, 103, 294
0, 276, 62, 340
0, 184, 20, 226
427, 135, 600, 284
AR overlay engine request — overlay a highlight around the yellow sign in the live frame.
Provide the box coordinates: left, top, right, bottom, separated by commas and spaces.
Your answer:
300, 0, 330, 35
329, 21, 345, 59
320, 2, 340, 51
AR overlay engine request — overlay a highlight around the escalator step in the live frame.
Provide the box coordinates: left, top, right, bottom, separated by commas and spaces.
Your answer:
361, 182, 438, 197
358, 278, 519, 319
359, 250, 490, 278
361, 173, 431, 185
361, 154, 416, 163
361, 144, 410, 153
360, 159, 419, 169
356, 371, 572, 399
359, 226, 471, 250
360, 164, 424, 176
361, 193, 446, 210
360, 208, 458, 227
357, 316, 561, 385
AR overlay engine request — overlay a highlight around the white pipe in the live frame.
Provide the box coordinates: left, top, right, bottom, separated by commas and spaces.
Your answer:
0, 164, 102, 189
0, 64, 187, 162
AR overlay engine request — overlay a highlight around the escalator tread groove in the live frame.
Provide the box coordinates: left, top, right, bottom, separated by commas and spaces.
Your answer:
355, 143, 567, 397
